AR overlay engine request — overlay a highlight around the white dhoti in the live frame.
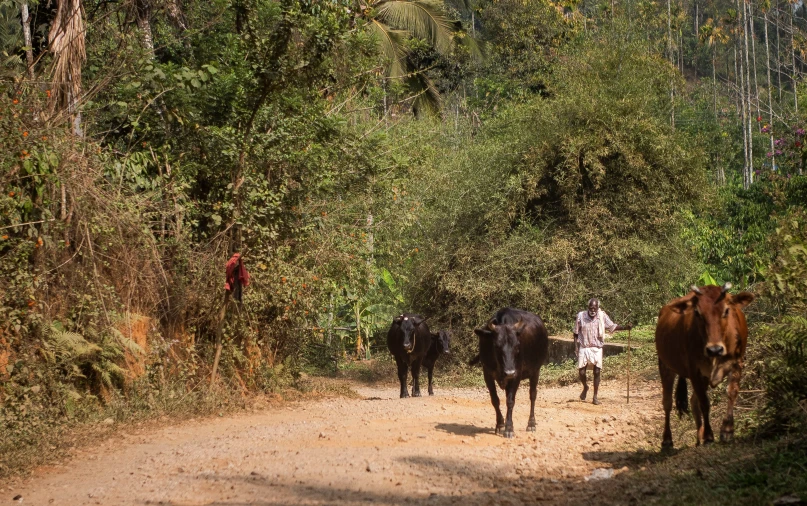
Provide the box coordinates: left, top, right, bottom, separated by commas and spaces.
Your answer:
577, 347, 603, 369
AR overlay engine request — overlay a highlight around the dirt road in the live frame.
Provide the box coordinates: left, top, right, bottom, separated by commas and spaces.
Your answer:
7, 379, 666, 505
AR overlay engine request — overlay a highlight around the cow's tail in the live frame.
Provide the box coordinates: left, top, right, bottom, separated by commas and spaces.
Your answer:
675, 376, 689, 418
468, 354, 481, 367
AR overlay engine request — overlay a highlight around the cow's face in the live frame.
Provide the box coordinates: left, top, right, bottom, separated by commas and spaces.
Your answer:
474, 321, 521, 378
670, 283, 755, 359
394, 314, 424, 352
436, 330, 451, 354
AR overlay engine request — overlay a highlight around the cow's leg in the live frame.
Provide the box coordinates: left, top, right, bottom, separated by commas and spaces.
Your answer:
691, 375, 714, 444
592, 366, 602, 405
503, 380, 519, 439
427, 363, 435, 396
396, 357, 409, 398
690, 391, 703, 446
411, 358, 423, 397
578, 367, 589, 400
659, 359, 676, 449
484, 370, 505, 434
526, 372, 539, 432
721, 362, 743, 443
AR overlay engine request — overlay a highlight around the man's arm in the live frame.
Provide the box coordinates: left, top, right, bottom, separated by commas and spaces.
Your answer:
603, 312, 632, 333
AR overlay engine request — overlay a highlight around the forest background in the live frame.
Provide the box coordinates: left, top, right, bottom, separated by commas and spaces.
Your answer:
1, 0, 807, 489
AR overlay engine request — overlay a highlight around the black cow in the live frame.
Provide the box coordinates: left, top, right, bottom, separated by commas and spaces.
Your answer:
423, 330, 451, 396
473, 308, 549, 438
387, 313, 433, 398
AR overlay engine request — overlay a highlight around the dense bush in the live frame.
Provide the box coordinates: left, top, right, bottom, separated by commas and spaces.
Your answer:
395, 27, 705, 349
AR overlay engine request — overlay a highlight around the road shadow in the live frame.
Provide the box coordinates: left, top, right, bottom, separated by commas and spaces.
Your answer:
169, 451, 672, 506
582, 448, 678, 469
434, 422, 491, 437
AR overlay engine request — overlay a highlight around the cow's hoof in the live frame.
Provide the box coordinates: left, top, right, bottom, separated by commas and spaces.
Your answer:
428, 391, 434, 396
661, 440, 674, 451
412, 391, 421, 397
400, 393, 409, 399
503, 429, 515, 439
703, 438, 715, 445
592, 397, 601, 406
526, 425, 536, 432
720, 432, 734, 443
495, 424, 505, 435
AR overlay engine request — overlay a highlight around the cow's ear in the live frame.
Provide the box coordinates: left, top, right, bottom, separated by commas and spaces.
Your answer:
731, 292, 755, 308
413, 316, 426, 326
513, 318, 524, 332
669, 297, 695, 314
474, 328, 493, 339
393, 315, 403, 324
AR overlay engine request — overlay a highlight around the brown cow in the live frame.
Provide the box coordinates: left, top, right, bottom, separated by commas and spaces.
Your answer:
655, 283, 754, 448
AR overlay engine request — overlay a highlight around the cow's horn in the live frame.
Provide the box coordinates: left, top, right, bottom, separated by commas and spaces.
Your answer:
721, 282, 732, 293
690, 285, 703, 295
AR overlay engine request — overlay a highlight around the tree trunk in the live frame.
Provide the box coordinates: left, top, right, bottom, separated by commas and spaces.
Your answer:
744, 0, 755, 186
750, 0, 761, 121
765, 9, 776, 171
48, 0, 86, 137
167, 0, 187, 31
135, 0, 154, 53
21, 2, 34, 79
668, 0, 675, 128
791, 3, 798, 113
713, 45, 718, 118
737, 0, 750, 188
777, 2, 782, 101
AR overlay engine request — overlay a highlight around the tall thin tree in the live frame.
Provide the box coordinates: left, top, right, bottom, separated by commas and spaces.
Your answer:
20, 2, 33, 79
764, 3, 777, 171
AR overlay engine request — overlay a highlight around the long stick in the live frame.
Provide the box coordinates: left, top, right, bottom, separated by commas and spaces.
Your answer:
627, 327, 631, 404
211, 290, 231, 386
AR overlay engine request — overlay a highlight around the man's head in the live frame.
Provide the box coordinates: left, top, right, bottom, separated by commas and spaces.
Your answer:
587, 298, 600, 318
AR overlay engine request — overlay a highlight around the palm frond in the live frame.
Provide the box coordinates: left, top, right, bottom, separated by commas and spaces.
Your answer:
406, 72, 441, 116
455, 28, 484, 61
0, 3, 22, 54
368, 19, 409, 78
376, 0, 454, 54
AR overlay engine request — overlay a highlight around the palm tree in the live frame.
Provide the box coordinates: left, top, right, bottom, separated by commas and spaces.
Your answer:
48, 0, 86, 136
364, 0, 475, 113
699, 19, 728, 118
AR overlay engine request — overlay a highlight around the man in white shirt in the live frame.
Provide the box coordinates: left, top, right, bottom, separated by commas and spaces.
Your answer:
573, 298, 632, 405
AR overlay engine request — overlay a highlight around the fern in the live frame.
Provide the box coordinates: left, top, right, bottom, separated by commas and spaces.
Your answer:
45, 323, 140, 395
47, 325, 102, 359
108, 327, 145, 356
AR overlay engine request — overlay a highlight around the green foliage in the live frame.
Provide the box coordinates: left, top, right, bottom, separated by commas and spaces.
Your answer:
471, 0, 572, 103
683, 174, 807, 289
756, 315, 807, 434
398, 27, 704, 343
764, 209, 807, 304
